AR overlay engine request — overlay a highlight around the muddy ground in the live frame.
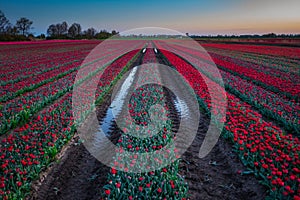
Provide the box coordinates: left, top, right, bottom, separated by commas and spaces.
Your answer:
29, 49, 267, 200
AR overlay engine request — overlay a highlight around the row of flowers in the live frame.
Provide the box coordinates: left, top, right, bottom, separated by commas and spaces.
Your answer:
157, 42, 299, 135
204, 46, 300, 75
168, 42, 299, 99
211, 56, 299, 98
0, 41, 98, 74
0, 41, 99, 83
208, 51, 299, 84
0, 41, 132, 101
157, 47, 300, 200
102, 48, 188, 199
201, 43, 300, 59
0, 42, 144, 135
0, 47, 142, 200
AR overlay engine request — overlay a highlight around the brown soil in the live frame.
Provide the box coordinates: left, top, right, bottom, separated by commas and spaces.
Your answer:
180, 113, 267, 200
29, 49, 267, 200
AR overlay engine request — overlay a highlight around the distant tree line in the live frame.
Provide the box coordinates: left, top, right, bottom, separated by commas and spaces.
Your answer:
46, 21, 119, 39
0, 10, 119, 41
190, 33, 300, 39
0, 10, 34, 41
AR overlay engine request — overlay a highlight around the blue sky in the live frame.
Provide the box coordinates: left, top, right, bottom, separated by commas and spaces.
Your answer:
1, 0, 300, 35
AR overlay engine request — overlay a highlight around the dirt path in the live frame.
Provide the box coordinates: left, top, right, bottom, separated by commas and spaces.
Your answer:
30, 48, 267, 200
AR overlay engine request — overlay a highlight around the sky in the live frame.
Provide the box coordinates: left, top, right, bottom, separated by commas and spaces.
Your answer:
1, 0, 300, 36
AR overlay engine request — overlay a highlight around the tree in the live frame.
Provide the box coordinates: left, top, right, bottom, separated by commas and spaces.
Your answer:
56, 21, 68, 36
111, 30, 118, 35
61, 21, 68, 35
0, 10, 9, 34
36, 33, 45, 39
16, 17, 33, 36
47, 24, 58, 37
6, 25, 18, 36
263, 33, 277, 38
68, 23, 81, 38
96, 29, 110, 39
47, 22, 68, 37
84, 27, 97, 39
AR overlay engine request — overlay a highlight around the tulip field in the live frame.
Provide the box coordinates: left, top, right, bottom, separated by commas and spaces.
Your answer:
0, 40, 299, 200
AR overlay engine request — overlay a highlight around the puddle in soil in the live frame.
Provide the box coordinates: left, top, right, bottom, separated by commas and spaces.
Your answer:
174, 96, 190, 119
99, 66, 138, 135
98, 65, 191, 138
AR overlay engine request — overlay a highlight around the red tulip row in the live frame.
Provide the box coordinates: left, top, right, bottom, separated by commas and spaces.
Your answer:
0, 59, 82, 97
220, 70, 299, 128
211, 56, 299, 97
0, 41, 100, 82
159, 49, 300, 199
0, 41, 132, 99
204, 46, 300, 74
208, 51, 300, 84
74, 49, 142, 117
157, 42, 299, 134
166, 42, 300, 98
0, 46, 141, 200
142, 48, 157, 64
202, 43, 300, 59
102, 50, 188, 199
221, 72, 299, 134
0, 41, 145, 135
0, 41, 99, 72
